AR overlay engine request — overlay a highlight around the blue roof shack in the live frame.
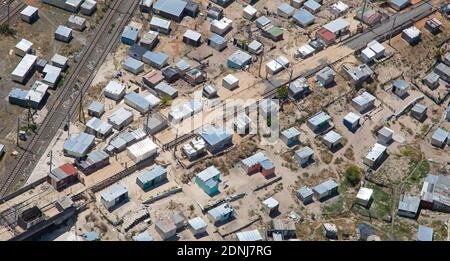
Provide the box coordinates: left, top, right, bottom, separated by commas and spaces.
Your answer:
153, 0, 187, 22
83, 231, 100, 241
63, 132, 95, 158
136, 165, 167, 190
304, 0, 321, 14
390, 0, 410, 11
417, 225, 433, 241
195, 166, 221, 196
128, 44, 148, 61
280, 127, 301, 147
123, 57, 144, 75
124, 92, 152, 114
198, 125, 233, 154
207, 202, 234, 225
307, 111, 331, 132
210, 0, 233, 8
143, 51, 169, 69
133, 230, 154, 241
293, 9, 315, 28
227, 50, 252, 69
101, 183, 128, 211
208, 34, 227, 51
122, 25, 139, 45
313, 179, 339, 201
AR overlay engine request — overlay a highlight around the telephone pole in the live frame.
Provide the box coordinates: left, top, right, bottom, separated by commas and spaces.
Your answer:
79, 89, 86, 124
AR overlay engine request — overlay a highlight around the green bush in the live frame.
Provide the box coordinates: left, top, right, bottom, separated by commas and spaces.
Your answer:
344, 164, 361, 186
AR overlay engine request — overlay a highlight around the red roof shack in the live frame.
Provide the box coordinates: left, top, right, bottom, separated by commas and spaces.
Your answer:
316, 28, 336, 45
241, 152, 275, 178
47, 163, 79, 190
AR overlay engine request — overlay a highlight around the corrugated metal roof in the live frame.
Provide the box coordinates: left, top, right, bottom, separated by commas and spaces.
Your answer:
12, 54, 37, 78
209, 33, 226, 44
137, 165, 167, 184
262, 197, 279, 209
188, 217, 207, 230
125, 92, 151, 112
55, 25, 72, 37
304, 0, 321, 10
64, 132, 95, 157
417, 225, 433, 241
278, 3, 295, 15
108, 107, 133, 126
236, 229, 263, 241
366, 143, 387, 161
153, 0, 187, 17
184, 29, 201, 40
344, 112, 360, 124
101, 183, 128, 202
293, 9, 315, 25
133, 231, 154, 241
198, 125, 232, 146
88, 101, 104, 114
297, 186, 313, 198
228, 50, 252, 66
196, 166, 220, 182
242, 152, 268, 167
16, 38, 33, 52
353, 91, 375, 107
398, 194, 420, 213
86, 117, 112, 134
21, 5, 38, 17
143, 51, 169, 66
124, 57, 144, 70
393, 79, 409, 90
105, 80, 125, 96
295, 146, 314, 158
155, 81, 177, 97
323, 18, 350, 33
323, 130, 342, 144
432, 128, 449, 142
208, 202, 234, 219
150, 16, 171, 29
308, 111, 331, 126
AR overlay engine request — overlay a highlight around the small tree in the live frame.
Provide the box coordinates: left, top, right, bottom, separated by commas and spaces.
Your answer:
345, 164, 361, 186
160, 95, 172, 107
276, 86, 289, 99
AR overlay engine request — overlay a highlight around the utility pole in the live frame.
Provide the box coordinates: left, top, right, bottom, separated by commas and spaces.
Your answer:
258, 47, 264, 78
360, 0, 368, 26
16, 117, 20, 147
49, 150, 53, 173
389, 15, 397, 45
79, 89, 86, 124
66, 114, 71, 137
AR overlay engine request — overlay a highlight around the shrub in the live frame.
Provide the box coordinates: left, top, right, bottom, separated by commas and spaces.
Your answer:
344, 164, 361, 186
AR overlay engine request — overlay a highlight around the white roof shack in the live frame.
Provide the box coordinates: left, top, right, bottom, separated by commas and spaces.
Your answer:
297, 44, 315, 58
266, 56, 290, 75
236, 229, 263, 241
364, 143, 387, 167
330, 1, 349, 15
356, 187, 373, 207
243, 5, 257, 20
104, 80, 126, 100
210, 17, 232, 35
11, 54, 37, 83
127, 138, 158, 163
15, 39, 33, 57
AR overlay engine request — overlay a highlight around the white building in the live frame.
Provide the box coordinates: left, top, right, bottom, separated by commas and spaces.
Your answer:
223, 74, 239, 90
15, 39, 33, 57
127, 138, 158, 163
356, 187, 374, 208
243, 5, 257, 20
377, 127, 394, 145
352, 91, 376, 113
104, 80, 126, 101
364, 143, 387, 168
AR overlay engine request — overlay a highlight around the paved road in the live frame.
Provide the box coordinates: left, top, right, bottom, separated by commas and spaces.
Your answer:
266, 1, 434, 92
345, 2, 434, 50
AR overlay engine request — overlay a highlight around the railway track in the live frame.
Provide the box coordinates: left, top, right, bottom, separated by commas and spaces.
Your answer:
0, 0, 139, 197
0, 0, 25, 25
